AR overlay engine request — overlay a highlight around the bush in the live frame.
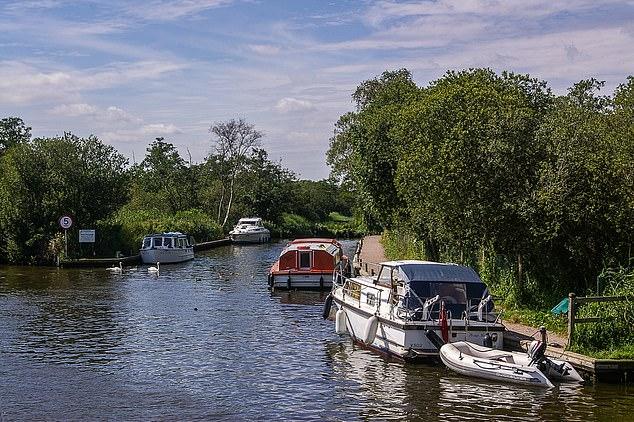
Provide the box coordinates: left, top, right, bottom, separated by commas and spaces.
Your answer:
97, 208, 223, 256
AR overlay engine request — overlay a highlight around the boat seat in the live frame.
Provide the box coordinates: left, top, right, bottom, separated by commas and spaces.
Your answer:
488, 353, 515, 363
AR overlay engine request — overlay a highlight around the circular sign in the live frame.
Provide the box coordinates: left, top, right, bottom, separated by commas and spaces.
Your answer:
59, 215, 73, 229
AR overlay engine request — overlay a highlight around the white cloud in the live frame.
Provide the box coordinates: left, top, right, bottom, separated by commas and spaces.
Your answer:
50, 103, 97, 117
140, 123, 182, 135
0, 60, 184, 105
274, 97, 316, 113
126, 0, 233, 21
364, 0, 618, 26
247, 44, 281, 55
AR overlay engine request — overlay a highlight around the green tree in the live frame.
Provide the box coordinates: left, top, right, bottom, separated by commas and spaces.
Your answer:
209, 118, 262, 227
131, 137, 193, 213
327, 69, 419, 228
0, 133, 128, 263
0, 117, 31, 156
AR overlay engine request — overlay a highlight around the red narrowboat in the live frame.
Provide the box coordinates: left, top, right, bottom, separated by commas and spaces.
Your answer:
268, 238, 347, 290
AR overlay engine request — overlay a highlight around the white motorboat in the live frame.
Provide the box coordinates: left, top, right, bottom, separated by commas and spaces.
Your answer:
439, 339, 583, 388
229, 218, 271, 243
140, 232, 194, 264
326, 260, 505, 360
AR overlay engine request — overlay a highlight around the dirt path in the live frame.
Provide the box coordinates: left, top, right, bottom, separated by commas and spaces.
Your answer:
358, 235, 387, 264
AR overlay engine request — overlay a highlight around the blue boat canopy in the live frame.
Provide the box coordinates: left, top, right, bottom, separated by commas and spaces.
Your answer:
395, 261, 483, 284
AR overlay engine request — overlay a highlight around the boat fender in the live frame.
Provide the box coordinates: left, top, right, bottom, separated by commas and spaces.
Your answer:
335, 309, 347, 334
322, 294, 333, 319
483, 333, 493, 348
287, 275, 292, 290
363, 316, 379, 344
319, 276, 324, 289
268, 274, 274, 289
425, 330, 445, 350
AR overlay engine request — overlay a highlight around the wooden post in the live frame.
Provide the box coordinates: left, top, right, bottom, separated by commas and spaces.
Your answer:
567, 292, 576, 346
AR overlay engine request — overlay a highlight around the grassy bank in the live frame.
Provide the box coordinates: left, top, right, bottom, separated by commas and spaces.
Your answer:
266, 212, 365, 239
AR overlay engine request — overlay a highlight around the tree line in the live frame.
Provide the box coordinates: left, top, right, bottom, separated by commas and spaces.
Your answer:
328, 68, 633, 306
0, 118, 359, 264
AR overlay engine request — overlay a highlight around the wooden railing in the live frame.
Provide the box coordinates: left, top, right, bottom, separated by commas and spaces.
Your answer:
567, 292, 632, 345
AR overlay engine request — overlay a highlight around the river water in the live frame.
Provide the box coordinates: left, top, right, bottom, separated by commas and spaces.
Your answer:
1, 241, 631, 421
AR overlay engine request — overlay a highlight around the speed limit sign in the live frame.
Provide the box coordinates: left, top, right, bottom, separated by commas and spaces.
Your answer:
59, 215, 73, 229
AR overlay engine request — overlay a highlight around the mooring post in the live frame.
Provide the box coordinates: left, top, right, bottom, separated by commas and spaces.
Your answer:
567, 292, 576, 346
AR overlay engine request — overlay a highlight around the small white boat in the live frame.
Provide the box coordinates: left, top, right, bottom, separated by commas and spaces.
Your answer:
229, 218, 270, 243
439, 340, 583, 388
140, 232, 194, 264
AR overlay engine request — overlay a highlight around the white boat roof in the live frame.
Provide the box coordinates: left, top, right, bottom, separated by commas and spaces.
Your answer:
380, 260, 483, 284
144, 232, 188, 238
282, 238, 341, 255
236, 218, 262, 224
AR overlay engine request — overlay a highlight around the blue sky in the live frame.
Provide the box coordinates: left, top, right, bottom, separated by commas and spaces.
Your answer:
1, 0, 633, 179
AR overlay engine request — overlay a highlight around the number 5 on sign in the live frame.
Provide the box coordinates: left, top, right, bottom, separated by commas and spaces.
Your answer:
59, 215, 73, 229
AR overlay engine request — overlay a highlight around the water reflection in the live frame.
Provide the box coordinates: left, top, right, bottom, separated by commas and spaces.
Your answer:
1, 241, 632, 421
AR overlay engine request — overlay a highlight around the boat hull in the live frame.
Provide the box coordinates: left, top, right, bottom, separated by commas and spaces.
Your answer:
332, 295, 505, 360
439, 342, 554, 388
230, 231, 270, 243
140, 248, 194, 264
270, 272, 332, 290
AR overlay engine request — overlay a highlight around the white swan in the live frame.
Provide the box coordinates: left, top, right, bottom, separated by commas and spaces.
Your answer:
148, 262, 160, 274
107, 262, 123, 273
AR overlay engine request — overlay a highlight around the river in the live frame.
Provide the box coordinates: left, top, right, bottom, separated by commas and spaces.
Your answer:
1, 241, 631, 421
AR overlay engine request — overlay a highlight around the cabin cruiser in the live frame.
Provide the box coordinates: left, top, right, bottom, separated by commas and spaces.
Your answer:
229, 217, 271, 243
140, 232, 194, 264
268, 238, 347, 290
325, 260, 505, 360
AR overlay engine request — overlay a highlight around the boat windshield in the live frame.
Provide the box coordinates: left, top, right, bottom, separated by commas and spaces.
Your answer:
430, 282, 467, 305
143, 238, 151, 248
403, 280, 490, 318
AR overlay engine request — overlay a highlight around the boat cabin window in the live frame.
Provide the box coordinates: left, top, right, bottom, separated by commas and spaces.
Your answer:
143, 238, 151, 248
153, 237, 163, 247
164, 238, 173, 248
430, 282, 467, 305
377, 266, 394, 287
299, 251, 311, 269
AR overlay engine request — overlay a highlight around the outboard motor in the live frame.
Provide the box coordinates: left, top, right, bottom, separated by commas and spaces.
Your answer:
527, 340, 547, 366
483, 333, 493, 348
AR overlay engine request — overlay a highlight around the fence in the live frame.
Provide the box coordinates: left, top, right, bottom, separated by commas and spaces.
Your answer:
567, 292, 632, 345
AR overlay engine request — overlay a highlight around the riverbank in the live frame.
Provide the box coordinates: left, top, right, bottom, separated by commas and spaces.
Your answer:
355, 234, 633, 383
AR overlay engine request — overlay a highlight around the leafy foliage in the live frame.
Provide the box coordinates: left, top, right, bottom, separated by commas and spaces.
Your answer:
330, 68, 633, 313
0, 133, 129, 263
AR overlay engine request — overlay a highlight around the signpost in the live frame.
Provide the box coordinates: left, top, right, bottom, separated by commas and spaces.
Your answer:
59, 215, 73, 257
79, 229, 96, 243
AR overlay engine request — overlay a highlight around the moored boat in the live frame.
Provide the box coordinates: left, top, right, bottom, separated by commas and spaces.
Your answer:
229, 217, 271, 243
268, 238, 347, 290
327, 260, 505, 360
439, 339, 583, 388
140, 232, 194, 264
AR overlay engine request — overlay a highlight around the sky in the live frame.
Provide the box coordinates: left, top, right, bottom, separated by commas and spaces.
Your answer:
1, 1, 633, 180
